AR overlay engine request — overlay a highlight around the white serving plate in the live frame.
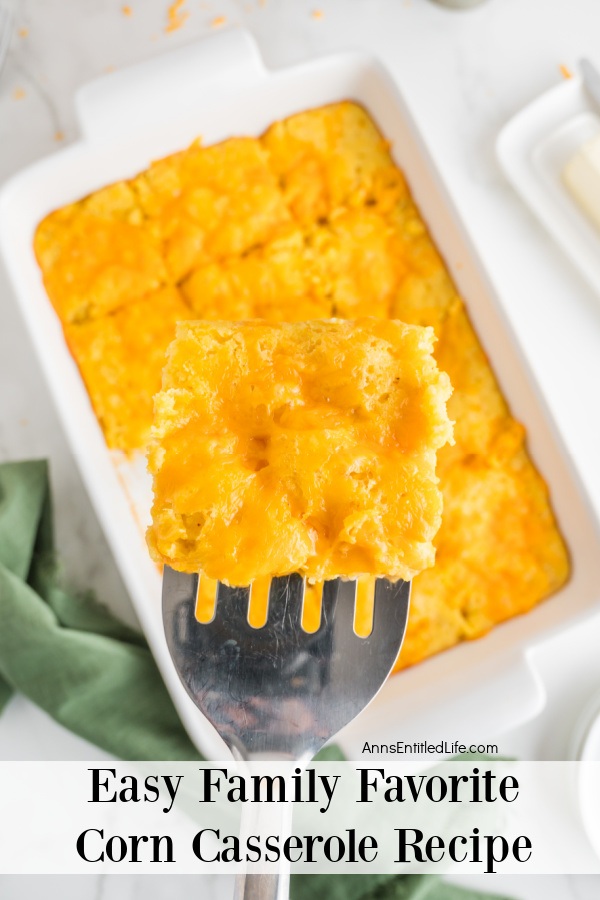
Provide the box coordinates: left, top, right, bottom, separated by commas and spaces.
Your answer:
2, 30, 600, 759
497, 75, 600, 296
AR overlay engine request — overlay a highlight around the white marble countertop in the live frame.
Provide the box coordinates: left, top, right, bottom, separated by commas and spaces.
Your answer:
2, 0, 600, 896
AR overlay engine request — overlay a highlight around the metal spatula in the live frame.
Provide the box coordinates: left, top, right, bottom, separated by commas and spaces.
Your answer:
162, 570, 410, 898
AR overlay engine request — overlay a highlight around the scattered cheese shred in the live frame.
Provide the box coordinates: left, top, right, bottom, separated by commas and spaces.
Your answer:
17, 27, 28, 38
311, 9, 324, 19
211, 15, 227, 27
122, 5, 133, 16
166, 0, 189, 32
559, 63, 573, 80
13, 87, 26, 101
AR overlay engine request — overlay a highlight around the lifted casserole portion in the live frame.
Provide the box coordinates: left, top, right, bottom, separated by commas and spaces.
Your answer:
147, 318, 453, 585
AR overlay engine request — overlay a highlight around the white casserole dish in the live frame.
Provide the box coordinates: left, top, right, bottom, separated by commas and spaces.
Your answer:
1, 29, 599, 759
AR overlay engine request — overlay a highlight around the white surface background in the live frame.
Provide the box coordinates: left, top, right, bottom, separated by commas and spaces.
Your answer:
1, 0, 600, 897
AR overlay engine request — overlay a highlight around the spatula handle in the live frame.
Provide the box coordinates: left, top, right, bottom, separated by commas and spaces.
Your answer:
234, 871, 290, 900
232, 784, 294, 900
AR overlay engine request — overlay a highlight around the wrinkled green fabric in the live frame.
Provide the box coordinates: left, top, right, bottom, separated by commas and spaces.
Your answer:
0, 459, 197, 759
0, 460, 511, 900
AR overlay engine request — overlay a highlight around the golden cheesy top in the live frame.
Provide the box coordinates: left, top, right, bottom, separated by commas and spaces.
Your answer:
34, 100, 570, 667
146, 319, 453, 584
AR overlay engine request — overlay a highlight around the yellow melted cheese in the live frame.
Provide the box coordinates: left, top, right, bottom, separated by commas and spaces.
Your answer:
34, 101, 570, 668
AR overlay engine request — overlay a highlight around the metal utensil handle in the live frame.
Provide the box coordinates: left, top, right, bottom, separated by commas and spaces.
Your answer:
232, 783, 294, 900
234, 871, 289, 900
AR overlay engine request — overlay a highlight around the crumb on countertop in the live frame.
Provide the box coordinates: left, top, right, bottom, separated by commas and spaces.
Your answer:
211, 15, 227, 27
13, 87, 26, 100
54, 130, 65, 142
166, 0, 189, 32
122, 5, 133, 16
559, 63, 573, 80
311, 9, 324, 19
17, 27, 28, 38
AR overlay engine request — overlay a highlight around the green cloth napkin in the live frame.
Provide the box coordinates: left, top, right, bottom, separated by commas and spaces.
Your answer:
0, 459, 511, 900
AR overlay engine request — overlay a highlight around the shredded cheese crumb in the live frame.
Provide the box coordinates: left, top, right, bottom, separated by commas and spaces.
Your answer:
311, 8, 324, 18
17, 27, 28, 38
13, 87, 26, 101
166, 0, 189, 32
559, 63, 573, 80
211, 15, 227, 27
122, 5, 133, 16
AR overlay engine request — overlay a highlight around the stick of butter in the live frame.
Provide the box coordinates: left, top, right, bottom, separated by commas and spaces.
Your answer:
563, 133, 600, 231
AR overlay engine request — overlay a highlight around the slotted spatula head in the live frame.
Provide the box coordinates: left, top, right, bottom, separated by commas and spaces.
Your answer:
162, 570, 410, 761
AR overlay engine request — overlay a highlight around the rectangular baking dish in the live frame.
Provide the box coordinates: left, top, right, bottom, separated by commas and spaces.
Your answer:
1, 29, 599, 759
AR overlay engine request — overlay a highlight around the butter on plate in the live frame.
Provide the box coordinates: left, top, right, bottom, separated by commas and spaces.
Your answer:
563, 133, 600, 230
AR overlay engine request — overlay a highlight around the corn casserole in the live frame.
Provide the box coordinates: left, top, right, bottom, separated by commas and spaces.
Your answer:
146, 318, 453, 584
34, 101, 570, 669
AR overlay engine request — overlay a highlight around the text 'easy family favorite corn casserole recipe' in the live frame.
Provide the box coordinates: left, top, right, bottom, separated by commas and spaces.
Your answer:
34, 101, 570, 670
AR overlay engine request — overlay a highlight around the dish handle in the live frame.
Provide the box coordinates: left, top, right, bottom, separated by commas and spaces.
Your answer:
75, 28, 267, 141
452, 652, 547, 740
354, 651, 547, 755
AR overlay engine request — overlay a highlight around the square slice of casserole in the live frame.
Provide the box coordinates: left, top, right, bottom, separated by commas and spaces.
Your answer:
147, 318, 453, 585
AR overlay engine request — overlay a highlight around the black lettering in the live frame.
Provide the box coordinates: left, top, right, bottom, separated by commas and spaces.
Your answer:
77, 828, 104, 862
324, 835, 344, 863
106, 836, 128, 863
426, 835, 444, 862
192, 828, 220, 862
499, 776, 519, 802
264, 834, 281, 863
482, 770, 496, 802
152, 835, 174, 863
484, 835, 509, 873
406, 776, 426, 802
304, 833, 322, 862
89, 769, 116, 803
222, 834, 241, 863
162, 775, 183, 814
201, 768, 228, 803
395, 828, 424, 862
513, 835, 532, 862
359, 835, 378, 863
448, 774, 469, 802
129, 835, 148, 862
448, 834, 468, 862
283, 835, 303, 863
119, 776, 139, 804
246, 835, 261, 863
425, 776, 447, 803
144, 776, 159, 803
256, 775, 286, 803
359, 768, 385, 802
